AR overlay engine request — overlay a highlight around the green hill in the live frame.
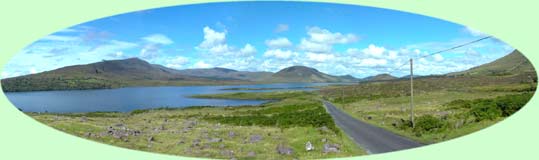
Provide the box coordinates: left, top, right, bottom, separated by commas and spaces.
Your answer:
0, 58, 217, 92
268, 66, 358, 83
449, 50, 535, 76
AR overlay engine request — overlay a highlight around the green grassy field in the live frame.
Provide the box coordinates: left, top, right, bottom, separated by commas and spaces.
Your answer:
320, 75, 535, 144
28, 91, 365, 160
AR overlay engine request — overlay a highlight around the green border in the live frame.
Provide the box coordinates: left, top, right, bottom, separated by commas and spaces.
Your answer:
1, 0, 538, 159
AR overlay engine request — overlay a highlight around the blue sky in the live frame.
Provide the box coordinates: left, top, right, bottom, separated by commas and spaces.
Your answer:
3, 1, 513, 78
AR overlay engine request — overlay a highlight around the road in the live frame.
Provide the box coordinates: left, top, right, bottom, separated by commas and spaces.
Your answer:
322, 101, 423, 154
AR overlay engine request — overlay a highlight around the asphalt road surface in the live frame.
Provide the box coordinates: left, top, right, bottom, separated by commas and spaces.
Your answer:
323, 101, 423, 154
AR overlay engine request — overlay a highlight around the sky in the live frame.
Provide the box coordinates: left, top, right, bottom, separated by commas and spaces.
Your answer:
2, 1, 514, 78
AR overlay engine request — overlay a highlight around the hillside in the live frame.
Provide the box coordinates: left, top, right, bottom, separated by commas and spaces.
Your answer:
177, 68, 273, 81
449, 50, 535, 76
1, 59, 358, 92
0, 58, 218, 92
269, 66, 358, 83
362, 74, 398, 81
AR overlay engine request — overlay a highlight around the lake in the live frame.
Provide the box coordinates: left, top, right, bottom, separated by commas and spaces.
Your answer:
4, 83, 348, 113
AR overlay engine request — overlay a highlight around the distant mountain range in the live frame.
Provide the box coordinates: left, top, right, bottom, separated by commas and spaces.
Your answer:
1, 50, 533, 92
1, 58, 359, 92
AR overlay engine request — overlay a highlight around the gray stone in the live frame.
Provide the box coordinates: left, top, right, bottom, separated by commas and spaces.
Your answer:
305, 141, 314, 151
191, 139, 201, 147
80, 116, 88, 122
220, 150, 234, 157
247, 151, 256, 157
318, 126, 330, 133
276, 145, 294, 155
249, 134, 263, 143
228, 131, 236, 138
323, 143, 340, 153
209, 137, 223, 143
147, 136, 155, 143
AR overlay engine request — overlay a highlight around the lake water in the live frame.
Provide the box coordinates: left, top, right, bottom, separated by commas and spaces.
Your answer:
4, 83, 348, 113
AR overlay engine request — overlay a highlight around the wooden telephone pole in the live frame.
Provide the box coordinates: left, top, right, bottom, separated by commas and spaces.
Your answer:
410, 58, 415, 128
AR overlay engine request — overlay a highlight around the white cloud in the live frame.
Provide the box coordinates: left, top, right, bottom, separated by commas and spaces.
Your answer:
265, 37, 292, 48
197, 26, 255, 57
29, 68, 38, 74
115, 51, 123, 58
298, 38, 332, 53
274, 24, 289, 33
433, 54, 444, 61
306, 53, 335, 62
199, 26, 226, 48
306, 26, 358, 44
139, 44, 160, 59
362, 44, 386, 57
193, 61, 213, 68
240, 44, 257, 56
358, 58, 387, 67
463, 26, 488, 37
388, 51, 398, 59
41, 35, 80, 42
142, 34, 174, 45
165, 56, 189, 69
298, 26, 358, 53
263, 49, 297, 59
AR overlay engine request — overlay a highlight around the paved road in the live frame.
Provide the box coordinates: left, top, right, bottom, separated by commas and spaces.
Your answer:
323, 101, 423, 154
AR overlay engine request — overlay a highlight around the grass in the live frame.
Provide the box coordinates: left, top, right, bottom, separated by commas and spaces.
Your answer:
28, 91, 365, 159
320, 74, 536, 144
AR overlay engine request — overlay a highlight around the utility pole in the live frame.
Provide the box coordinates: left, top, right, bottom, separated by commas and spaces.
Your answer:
410, 58, 415, 128
341, 88, 345, 108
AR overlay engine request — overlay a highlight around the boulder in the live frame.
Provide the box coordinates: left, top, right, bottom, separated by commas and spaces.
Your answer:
276, 145, 294, 155
249, 134, 263, 143
209, 137, 223, 143
228, 131, 236, 138
305, 141, 314, 151
323, 143, 340, 153
247, 151, 256, 157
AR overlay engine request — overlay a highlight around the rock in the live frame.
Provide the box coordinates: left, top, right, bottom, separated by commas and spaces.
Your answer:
177, 139, 185, 144
209, 137, 223, 143
84, 132, 92, 137
191, 139, 201, 147
147, 136, 154, 143
276, 145, 294, 155
80, 116, 88, 122
219, 144, 225, 149
228, 131, 236, 138
367, 116, 372, 120
247, 151, 256, 157
156, 124, 166, 131
305, 141, 314, 151
249, 134, 263, 143
321, 138, 327, 143
323, 143, 340, 153
114, 123, 124, 127
220, 150, 234, 157
318, 126, 330, 133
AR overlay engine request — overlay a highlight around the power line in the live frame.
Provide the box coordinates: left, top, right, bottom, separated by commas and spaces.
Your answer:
386, 36, 492, 75
417, 36, 492, 59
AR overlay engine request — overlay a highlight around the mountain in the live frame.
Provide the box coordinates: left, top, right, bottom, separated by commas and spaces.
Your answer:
269, 66, 358, 82
176, 67, 273, 81
362, 74, 398, 81
448, 50, 535, 76
0, 58, 215, 92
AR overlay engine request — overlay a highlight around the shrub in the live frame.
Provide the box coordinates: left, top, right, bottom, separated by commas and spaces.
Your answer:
469, 100, 502, 122
413, 115, 447, 134
495, 93, 533, 116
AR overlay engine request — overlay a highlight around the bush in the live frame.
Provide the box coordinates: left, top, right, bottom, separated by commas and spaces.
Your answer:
413, 115, 447, 134
495, 93, 532, 116
469, 100, 502, 122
